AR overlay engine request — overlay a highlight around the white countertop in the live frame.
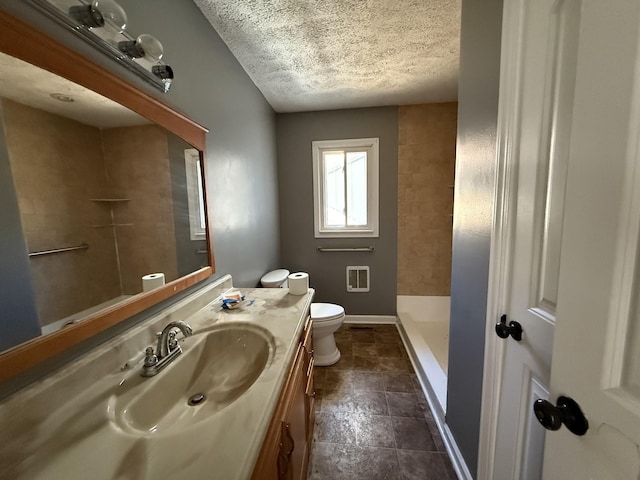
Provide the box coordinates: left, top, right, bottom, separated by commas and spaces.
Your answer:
0, 277, 314, 480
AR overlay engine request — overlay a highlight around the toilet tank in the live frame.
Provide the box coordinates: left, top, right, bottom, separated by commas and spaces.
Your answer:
260, 269, 290, 288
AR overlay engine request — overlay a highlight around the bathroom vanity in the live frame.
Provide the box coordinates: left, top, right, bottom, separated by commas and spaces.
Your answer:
252, 303, 314, 480
0, 275, 315, 480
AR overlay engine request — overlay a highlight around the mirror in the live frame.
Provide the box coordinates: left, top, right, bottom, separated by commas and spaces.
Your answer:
0, 10, 213, 383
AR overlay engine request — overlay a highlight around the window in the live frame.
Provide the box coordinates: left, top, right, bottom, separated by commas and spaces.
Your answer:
184, 148, 206, 240
312, 138, 379, 238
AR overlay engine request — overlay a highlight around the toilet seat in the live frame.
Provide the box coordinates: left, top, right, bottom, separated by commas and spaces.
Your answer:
311, 303, 345, 322
260, 269, 290, 287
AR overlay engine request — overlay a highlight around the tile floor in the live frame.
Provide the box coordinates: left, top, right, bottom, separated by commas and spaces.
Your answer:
308, 324, 457, 480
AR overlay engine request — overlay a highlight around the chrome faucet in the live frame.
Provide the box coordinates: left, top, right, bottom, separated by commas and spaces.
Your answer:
141, 321, 193, 377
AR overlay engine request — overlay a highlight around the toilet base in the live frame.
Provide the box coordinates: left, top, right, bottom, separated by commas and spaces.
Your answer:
314, 332, 342, 366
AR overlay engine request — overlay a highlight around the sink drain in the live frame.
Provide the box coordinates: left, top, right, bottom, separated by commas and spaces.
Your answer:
188, 393, 206, 406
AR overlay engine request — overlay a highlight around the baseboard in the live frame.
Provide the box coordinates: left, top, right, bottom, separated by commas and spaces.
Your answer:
442, 423, 474, 480
343, 315, 397, 324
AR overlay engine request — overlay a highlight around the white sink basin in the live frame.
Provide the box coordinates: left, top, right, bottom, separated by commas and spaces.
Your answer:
110, 323, 275, 435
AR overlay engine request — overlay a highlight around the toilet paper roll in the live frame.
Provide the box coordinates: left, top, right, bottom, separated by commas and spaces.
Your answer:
142, 273, 165, 292
288, 272, 309, 296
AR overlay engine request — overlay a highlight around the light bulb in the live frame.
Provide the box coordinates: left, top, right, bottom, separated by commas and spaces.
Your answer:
69, 0, 127, 33
118, 34, 164, 62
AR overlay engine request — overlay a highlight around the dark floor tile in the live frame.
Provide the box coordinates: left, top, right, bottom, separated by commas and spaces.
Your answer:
327, 355, 354, 371
353, 356, 380, 371
386, 392, 429, 418
314, 389, 323, 412
410, 374, 422, 392
353, 342, 377, 356
353, 414, 395, 448
375, 332, 402, 344
415, 391, 434, 419
314, 412, 357, 444
309, 443, 401, 480
324, 370, 353, 391
379, 357, 411, 373
372, 324, 399, 333
308, 442, 357, 480
351, 371, 385, 392
377, 343, 404, 357
314, 367, 327, 389
392, 416, 436, 451
426, 418, 446, 452
396, 450, 457, 480
335, 341, 353, 357
351, 330, 376, 343
354, 446, 402, 480
383, 372, 416, 393
322, 390, 388, 416
333, 324, 351, 343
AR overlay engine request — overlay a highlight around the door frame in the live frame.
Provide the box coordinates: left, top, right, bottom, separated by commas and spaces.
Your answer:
476, 0, 530, 477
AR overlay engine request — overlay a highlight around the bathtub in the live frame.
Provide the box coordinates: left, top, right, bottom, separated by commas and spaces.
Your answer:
396, 295, 450, 418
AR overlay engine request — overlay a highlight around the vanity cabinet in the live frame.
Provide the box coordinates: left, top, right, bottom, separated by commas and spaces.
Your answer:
252, 316, 314, 480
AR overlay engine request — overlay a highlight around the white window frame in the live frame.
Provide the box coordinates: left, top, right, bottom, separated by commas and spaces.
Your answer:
184, 148, 206, 241
312, 137, 379, 238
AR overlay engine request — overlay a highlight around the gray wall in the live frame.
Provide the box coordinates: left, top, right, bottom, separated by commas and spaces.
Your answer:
446, 0, 503, 477
276, 107, 398, 315
0, 0, 281, 288
0, 104, 41, 350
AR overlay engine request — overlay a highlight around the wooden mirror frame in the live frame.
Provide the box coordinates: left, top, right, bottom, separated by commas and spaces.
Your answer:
0, 9, 214, 383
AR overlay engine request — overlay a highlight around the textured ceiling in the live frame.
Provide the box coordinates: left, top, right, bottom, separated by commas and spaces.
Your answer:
194, 0, 461, 112
0, 52, 149, 129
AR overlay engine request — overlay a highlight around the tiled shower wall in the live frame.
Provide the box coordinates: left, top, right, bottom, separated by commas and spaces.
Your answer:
102, 125, 178, 295
3, 100, 178, 326
2, 99, 121, 326
397, 103, 457, 296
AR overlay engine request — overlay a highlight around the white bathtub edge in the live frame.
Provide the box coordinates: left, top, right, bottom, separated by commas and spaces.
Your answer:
397, 295, 451, 322
396, 315, 447, 414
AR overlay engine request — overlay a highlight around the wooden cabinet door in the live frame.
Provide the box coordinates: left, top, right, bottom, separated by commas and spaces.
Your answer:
280, 348, 308, 480
252, 316, 314, 480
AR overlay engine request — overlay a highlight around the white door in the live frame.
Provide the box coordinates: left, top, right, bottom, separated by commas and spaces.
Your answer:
541, 0, 640, 477
490, 0, 579, 478
486, 0, 640, 478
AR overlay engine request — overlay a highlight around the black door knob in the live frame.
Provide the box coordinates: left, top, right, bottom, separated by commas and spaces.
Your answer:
495, 314, 523, 341
533, 396, 589, 436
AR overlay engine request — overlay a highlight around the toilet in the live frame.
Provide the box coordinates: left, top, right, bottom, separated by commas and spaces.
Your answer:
260, 269, 345, 366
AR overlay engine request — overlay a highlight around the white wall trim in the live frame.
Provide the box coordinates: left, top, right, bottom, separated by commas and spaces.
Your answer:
476, 0, 524, 479
343, 315, 397, 325
442, 423, 474, 480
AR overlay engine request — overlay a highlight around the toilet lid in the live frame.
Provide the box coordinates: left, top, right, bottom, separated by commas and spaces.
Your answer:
311, 303, 345, 322
260, 269, 290, 284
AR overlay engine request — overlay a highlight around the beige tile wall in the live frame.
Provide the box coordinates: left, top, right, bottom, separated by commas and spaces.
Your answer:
397, 103, 457, 296
2, 99, 121, 326
102, 125, 178, 295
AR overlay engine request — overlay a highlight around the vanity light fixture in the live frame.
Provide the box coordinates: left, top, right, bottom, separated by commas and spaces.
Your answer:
26, 0, 175, 93
118, 34, 164, 63
68, 0, 127, 33
151, 65, 174, 90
